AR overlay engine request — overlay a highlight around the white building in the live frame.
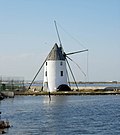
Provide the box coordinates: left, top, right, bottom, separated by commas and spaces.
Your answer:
43, 43, 70, 92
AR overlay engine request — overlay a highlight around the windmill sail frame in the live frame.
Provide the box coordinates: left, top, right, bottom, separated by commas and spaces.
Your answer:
28, 21, 88, 92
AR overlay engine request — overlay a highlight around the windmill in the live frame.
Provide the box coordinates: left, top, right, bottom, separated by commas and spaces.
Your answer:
28, 21, 88, 92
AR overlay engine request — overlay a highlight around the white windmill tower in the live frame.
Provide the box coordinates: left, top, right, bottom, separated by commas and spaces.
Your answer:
28, 21, 88, 92
43, 43, 68, 92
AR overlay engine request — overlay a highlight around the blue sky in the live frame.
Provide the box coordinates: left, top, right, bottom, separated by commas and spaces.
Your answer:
0, 0, 120, 82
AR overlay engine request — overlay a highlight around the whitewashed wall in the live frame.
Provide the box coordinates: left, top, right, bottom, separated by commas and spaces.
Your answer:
43, 60, 68, 92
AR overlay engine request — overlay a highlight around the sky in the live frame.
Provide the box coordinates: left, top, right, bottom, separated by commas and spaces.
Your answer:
0, 0, 120, 82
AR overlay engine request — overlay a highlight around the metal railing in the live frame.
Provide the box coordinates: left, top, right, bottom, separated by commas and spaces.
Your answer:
0, 76, 24, 91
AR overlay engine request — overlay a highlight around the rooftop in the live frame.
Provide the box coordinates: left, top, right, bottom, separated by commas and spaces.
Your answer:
47, 43, 65, 60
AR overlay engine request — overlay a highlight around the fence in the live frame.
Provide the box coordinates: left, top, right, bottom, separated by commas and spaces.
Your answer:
0, 76, 24, 91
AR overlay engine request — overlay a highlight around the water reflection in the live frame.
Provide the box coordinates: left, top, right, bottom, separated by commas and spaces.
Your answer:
42, 95, 71, 134
43, 95, 69, 105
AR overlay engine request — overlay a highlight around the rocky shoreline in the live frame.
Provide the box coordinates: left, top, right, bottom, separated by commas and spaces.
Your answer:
14, 87, 120, 96
1, 85, 120, 97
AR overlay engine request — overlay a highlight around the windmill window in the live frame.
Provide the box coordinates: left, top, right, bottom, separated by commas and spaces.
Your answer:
60, 61, 63, 66
61, 71, 63, 76
45, 71, 47, 76
46, 62, 47, 66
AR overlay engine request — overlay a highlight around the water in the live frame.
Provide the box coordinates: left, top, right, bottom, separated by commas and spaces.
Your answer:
26, 82, 120, 88
0, 95, 120, 135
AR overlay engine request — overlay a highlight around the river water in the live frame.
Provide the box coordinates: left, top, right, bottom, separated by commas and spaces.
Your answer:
0, 95, 120, 135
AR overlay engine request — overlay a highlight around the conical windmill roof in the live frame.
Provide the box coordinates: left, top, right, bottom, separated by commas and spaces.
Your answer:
47, 43, 65, 60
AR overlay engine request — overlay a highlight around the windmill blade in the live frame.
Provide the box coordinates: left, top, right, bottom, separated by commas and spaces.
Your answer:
54, 20, 62, 48
66, 64, 71, 88
66, 56, 86, 77
66, 58, 78, 89
28, 58, 47, 89
66, 49, 88, 56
